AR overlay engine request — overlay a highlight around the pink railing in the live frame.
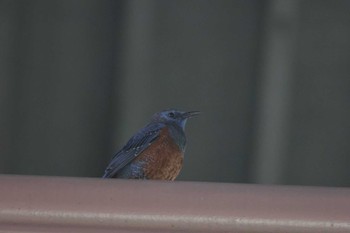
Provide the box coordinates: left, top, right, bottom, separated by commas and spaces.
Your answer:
0, 175, 349, 232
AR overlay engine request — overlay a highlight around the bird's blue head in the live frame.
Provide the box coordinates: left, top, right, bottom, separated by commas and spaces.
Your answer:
151, 109, 200, 130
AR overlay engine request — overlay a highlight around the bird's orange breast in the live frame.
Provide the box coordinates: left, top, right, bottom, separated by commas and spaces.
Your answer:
134, 127, 184, 180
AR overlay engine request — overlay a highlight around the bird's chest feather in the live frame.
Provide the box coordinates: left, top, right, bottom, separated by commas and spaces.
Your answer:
134, 127, 184, 180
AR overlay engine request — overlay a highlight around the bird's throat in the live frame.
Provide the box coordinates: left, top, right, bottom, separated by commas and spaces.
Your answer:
168, 124, 187, 152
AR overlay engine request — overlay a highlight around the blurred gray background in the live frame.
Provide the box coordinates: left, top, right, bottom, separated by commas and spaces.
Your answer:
1, 0, 349, 187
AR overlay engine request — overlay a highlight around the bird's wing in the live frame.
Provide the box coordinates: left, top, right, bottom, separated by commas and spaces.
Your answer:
103, 123, 163, 178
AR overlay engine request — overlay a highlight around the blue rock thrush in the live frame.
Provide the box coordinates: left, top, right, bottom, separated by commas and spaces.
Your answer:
102, 109, 199, 180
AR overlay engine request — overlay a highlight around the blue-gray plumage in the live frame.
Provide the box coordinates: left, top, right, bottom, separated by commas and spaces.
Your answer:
103, 109, 199, 180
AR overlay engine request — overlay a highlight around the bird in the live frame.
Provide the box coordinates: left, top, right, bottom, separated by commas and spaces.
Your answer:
102, 109, 199, 180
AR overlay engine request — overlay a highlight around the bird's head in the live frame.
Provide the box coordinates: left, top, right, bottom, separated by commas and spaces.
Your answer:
151, 109, 200, 130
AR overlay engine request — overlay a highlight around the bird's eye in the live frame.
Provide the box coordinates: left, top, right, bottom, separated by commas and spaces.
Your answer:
168, 112, 175, 118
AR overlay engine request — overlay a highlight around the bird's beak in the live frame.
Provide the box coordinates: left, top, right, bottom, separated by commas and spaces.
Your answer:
182, 111, 201, 119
